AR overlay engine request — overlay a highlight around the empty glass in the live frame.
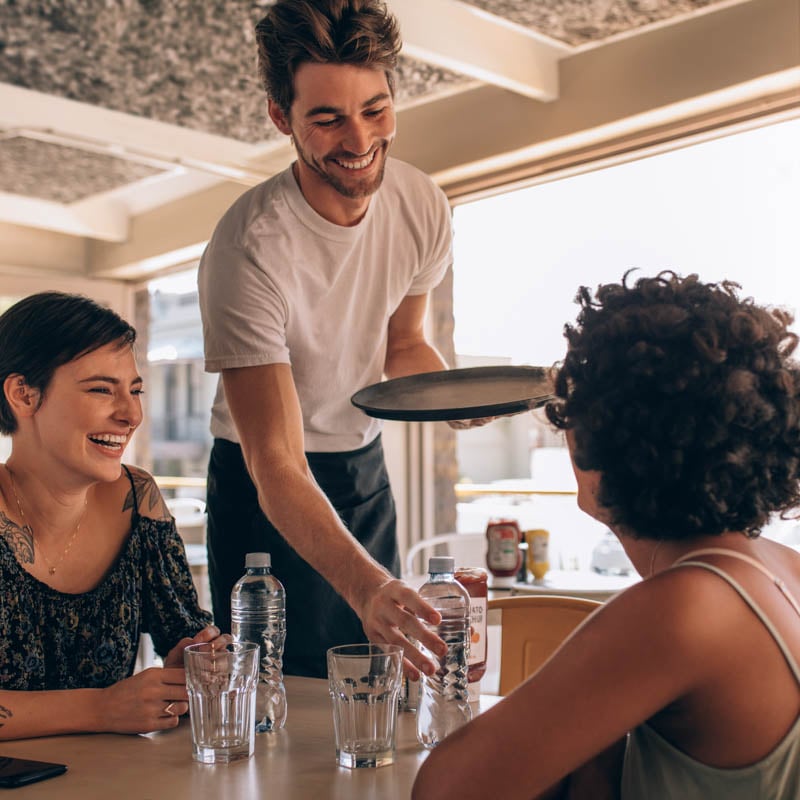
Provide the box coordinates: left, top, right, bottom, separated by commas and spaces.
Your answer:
327, 643, 403, 768
184, 641, 259, 764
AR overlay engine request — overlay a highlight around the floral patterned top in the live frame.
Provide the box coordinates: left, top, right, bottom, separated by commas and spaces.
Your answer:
0, 467, 212, 690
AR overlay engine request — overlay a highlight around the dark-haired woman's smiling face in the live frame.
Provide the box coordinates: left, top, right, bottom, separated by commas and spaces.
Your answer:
30, 343, 143, 483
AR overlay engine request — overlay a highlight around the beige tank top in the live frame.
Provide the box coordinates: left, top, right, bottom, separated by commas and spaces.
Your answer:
621, 548, 800, 799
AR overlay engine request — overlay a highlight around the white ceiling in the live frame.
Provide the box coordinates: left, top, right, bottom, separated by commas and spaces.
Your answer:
0, 0, 797, 283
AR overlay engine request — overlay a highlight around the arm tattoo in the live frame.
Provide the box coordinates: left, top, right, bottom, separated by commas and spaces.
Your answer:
0, 704, 12, 728
0, 511, 34, 564
122, 471, 171, 521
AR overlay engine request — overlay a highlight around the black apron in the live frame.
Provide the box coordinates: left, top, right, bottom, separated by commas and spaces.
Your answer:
206, 434, 399, 678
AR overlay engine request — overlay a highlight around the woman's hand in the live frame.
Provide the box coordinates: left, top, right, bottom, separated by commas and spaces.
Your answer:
163, 625, 232, 669
96, 667, 190, 734
92, 625, 234, 735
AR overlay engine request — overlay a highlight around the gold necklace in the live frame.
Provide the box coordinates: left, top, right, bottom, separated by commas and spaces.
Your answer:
5, 466, 87, 575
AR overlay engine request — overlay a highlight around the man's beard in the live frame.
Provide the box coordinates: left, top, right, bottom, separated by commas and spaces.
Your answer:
295, 140, 389, 199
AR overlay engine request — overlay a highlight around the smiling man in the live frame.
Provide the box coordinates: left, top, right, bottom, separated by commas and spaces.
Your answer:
198, 0, 454, 679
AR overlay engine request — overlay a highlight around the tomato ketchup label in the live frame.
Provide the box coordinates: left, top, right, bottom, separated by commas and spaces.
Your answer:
467, 595, 487, 664
455, 567, 488, 682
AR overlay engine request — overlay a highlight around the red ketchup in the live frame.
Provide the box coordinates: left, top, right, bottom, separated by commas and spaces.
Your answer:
455, 567, 488, 692
485, 518, 522, 588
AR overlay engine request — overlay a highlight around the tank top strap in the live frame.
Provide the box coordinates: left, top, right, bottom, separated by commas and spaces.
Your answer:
121, 464, 140, 516
671, 549, 800, 686
675, 548, 800, 618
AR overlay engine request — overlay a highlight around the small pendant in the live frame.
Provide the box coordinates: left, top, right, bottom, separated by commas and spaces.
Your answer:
48, 567, 56, 575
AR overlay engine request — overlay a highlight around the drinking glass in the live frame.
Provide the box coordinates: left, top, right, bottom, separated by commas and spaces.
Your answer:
184, 641, 259, 764
326, 643, 403, 768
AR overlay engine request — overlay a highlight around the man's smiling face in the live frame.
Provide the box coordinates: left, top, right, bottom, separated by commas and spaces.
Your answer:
269, 61, 396, 221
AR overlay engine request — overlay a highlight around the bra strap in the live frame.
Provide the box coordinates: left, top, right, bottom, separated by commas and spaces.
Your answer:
121, 464, 140, 516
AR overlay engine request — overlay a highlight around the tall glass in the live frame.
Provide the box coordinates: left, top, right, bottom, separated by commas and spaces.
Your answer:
327, 643, 403, 768
184, 641, 259, 764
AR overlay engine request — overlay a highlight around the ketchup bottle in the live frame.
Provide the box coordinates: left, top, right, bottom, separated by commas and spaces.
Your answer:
455, 567, 488, 700
485, 518, 522, 588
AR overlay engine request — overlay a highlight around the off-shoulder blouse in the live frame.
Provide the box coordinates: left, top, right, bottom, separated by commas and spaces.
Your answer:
0, 466, 212, 690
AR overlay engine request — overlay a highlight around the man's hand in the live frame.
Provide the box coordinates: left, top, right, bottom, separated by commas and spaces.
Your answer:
359, 579, 447, 681
447, 416, 496, 430
448, 408, 533, 430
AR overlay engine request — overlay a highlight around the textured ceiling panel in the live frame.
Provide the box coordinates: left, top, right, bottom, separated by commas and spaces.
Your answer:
463, 0, 729, 45
0, 0, 467, 144
0, 137, 163, 203
0, 0, 752, 208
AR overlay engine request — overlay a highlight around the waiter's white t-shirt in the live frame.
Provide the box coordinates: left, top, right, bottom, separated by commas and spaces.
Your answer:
198, 157, 453, 452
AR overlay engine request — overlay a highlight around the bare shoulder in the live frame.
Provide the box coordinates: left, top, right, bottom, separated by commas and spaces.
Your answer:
764, 538, 800, 583
119, 465, 171, 522
593, 564, 750, 656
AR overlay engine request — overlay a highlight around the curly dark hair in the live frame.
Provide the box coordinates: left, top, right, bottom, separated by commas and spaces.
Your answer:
546, 271, 800, 540
255, 0, 401, 115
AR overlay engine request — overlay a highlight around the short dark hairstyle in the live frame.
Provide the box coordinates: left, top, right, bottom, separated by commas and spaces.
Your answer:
0, 292, 136, 435
255, 0, 402, 115
546, 271, 800, 540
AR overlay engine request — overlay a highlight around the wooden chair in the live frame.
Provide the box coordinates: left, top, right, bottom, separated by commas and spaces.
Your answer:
488, 595, 601, 695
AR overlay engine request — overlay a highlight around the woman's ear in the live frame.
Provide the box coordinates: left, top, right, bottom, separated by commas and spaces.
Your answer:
3, 375, 40, 421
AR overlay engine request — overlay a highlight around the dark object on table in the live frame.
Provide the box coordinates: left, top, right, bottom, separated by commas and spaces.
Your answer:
0, 756, 67, 787
351, 366, 553, 422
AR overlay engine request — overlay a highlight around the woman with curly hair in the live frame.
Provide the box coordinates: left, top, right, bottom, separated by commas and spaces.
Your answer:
414, 272, 800, 799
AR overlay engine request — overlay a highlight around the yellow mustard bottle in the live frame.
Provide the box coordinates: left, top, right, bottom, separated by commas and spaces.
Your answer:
525, 529, 550, 581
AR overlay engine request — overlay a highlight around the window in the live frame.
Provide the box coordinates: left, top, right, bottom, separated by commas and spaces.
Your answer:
147, 269, 212, 490
451, 115, 800, 562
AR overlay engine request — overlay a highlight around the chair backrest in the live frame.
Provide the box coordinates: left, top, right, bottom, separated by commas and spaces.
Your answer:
488, 595, 601, 695
166, 497, 207, 545
403, 532, 486, 578
166, 496, 206, 521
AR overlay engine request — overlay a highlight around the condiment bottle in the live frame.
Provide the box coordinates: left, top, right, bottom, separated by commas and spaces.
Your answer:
517, 540, 529, 583
526, 529, 550, 582
485, 518, 522, 588
455, 566, 488, 701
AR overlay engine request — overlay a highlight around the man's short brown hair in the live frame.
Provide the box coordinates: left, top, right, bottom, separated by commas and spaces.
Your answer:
255, 0, 402, 115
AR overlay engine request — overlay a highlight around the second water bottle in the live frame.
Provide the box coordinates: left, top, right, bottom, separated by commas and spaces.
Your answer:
231, 552, 287, 732
416, 555, 472, 748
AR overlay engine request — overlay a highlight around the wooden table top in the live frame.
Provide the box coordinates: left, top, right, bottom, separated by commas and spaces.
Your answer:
0, 676, 500, 799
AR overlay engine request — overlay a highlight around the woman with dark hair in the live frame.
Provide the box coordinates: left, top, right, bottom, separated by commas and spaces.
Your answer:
414, 272, 800, 799
0, 292, 222, 740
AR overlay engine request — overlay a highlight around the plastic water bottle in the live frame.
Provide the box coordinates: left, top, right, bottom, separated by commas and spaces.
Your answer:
231, 552, 287, 732
416, 556, 472, 748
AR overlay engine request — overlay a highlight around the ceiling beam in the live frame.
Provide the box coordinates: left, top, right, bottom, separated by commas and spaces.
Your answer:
87, 181, 248, 280
0, 191, 128, 241
392, 0, 800, 185
0, 222, 87, 276
390, 0, 570, 101
0, 85, 273, 182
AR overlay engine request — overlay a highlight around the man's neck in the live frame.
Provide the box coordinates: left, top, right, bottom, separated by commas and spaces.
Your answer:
291, 162, 373, 227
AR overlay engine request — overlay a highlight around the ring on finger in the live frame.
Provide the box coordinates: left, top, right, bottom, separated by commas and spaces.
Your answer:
164, 702, 177, 717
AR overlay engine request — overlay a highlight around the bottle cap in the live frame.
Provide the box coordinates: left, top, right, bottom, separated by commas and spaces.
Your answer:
245, 552, 271, 568
428, 556, 455, 574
